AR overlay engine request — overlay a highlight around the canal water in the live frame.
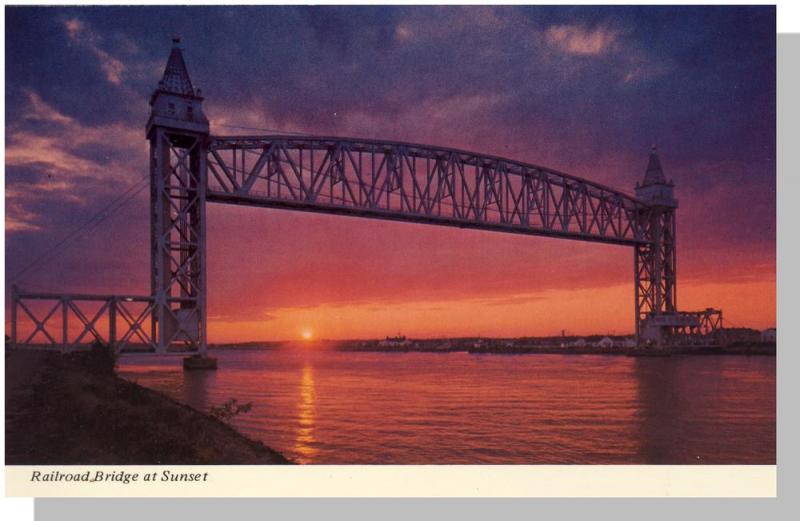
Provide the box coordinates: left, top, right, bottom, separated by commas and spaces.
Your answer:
117, 348, 775, 464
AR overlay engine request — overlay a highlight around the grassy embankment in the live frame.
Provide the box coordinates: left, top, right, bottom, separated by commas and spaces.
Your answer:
5, 348, 289, 464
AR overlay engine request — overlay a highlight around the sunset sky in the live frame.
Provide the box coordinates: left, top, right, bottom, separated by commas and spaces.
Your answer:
4, 6, 776, 341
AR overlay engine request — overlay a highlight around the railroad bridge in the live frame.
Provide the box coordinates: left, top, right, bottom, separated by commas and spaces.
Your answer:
10, 41, 723, 355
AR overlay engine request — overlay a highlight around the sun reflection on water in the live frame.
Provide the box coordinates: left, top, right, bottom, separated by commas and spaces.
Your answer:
293, 363, 318, 463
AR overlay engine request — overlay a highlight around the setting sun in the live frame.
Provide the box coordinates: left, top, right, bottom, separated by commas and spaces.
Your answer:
301, 329, 313, 341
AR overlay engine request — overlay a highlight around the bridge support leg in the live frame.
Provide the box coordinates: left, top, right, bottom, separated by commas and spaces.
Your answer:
61, 297, 68, 353
109, 297, 117, 353
635, 208, 677, 347
10, 285, 18, 348
149, 128, 210, 358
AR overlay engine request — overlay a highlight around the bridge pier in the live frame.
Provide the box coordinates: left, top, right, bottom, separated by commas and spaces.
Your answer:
183, 355, 218, 370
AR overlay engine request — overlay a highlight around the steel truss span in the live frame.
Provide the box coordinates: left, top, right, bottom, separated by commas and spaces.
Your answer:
207, 136, 648, 247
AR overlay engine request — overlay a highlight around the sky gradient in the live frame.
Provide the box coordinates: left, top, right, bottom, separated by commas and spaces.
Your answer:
5, 5, 776, 341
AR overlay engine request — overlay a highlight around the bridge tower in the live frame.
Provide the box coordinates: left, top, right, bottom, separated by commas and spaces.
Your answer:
634, 146, 678, 345
146, 38, 209, 354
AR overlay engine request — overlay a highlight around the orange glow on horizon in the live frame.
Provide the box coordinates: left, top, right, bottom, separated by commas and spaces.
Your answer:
205, 278, 775, 342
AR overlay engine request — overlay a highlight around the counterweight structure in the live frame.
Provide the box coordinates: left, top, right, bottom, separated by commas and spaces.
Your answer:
9, 42, 722, 353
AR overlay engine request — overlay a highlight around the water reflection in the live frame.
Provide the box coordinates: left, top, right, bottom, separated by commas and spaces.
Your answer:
632, 356, 776, 464
632, 357, 683, 463
183, 368, 214, 412
293, 363, 318, 463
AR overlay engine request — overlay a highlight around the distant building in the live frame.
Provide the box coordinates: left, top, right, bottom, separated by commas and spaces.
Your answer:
379, 335, 412, 347
596, 336, 614, 348
719, 327, 761, 345
761, 328, 776, 343
572, 338, 587, 347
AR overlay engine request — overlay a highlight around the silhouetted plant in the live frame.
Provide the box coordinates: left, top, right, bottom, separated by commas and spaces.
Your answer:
75, 341, 118, 375
208, 399, 253, 422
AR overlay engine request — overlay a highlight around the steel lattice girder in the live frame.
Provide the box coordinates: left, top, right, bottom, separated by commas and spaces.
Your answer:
205, 136, 653, 247
9, 290, 158, 353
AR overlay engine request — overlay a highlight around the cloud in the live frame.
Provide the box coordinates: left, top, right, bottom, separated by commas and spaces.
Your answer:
5, 90, 145, 233
5, 201, 44, 233
394, 23, 414, 43
337, 92, 508, 146
63, 17, 126, 85
6, 90, 143, 178
545, 24, 619, 56
390, 6, 510, 45
479, 293, 545, 307
208, 309, 277, 322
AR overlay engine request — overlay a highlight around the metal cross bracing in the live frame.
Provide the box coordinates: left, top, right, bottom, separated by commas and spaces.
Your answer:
679, 308, 724, 338
206, 136, 648, 247
149, 129, 207, 354
8, 41, 723, 355
9, 287, 158, 353
635, 208, 677, 336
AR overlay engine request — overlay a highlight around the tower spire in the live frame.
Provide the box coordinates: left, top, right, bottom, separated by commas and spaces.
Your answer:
642, 145, 666, 186
147, 39, 208, 138
634, 145, 676, 207
157, 37, 196, 97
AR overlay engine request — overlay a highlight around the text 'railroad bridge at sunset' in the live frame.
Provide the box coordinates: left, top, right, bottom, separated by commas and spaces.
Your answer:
10, 40, 723, 357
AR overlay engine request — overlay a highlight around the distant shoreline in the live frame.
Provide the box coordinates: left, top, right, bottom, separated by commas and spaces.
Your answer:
329, 344, 775, 356
208, 341, 776, 356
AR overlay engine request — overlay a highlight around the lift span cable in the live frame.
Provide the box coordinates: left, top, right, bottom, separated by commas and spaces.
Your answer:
10, 176, 149, 283
10, 177, 149, 283
215, 123, 309, 137
10, 175, 149, 284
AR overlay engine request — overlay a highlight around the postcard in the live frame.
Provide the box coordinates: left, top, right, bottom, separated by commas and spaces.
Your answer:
3, 4, 776, 498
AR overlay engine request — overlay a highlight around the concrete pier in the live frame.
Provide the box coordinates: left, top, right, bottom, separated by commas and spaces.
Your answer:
183, 355, 218, 370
